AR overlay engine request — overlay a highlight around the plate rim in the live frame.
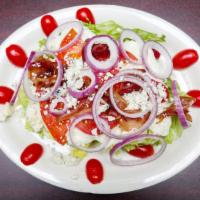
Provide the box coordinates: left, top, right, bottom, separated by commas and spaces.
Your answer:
0, 4, 200, 194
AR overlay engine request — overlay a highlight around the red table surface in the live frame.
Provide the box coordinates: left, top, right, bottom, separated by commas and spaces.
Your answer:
0, 0, 200, 199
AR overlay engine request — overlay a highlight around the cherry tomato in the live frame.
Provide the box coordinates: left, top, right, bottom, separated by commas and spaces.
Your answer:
6, 44, 27, 67
187, 90, 200, 107
0, 86, 14, 104
173, 49, 199, 70
92, 43, 110, 61
20, 143, 43, 166
128, 145, 154, 158
41, 15, 58, 36
76, 119, 100, 135
86, 159, 104, 184
76, 7, 95, 24
152, 49, 160, 59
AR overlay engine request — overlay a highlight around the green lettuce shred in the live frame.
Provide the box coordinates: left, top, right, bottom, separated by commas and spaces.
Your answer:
84, 20, 166, 42
70, 148, 87, 159
17, 88, 29, 110
38, 38, 47, 50
165, 116, 183, 144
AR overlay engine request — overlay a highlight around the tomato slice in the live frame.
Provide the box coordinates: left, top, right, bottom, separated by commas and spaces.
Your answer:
57, 28, 83, 63
128, 144, 154, 158
40, 101, 69, 145
0, 86, 14, 104
76, 119, 101, 135
60, 28, 77, 48
86, 159, 104, 184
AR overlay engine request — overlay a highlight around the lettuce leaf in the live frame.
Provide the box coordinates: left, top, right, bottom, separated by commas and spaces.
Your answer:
17, 88, 29, 110
84, 20, 166, 42
165, 116, 183, 144
70, 148, 87, 159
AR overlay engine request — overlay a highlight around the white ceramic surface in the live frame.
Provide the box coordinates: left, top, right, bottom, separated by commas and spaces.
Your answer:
0, 5, 200, 194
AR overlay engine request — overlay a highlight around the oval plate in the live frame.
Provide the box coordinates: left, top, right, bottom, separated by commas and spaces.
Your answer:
0, 5, 200, 194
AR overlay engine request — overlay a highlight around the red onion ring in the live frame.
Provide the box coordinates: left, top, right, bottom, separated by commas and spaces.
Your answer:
67, 69, 96, 99
23, 51, 63, 102
46, 21, 83, 53
92, 75, 158, 140
49, 96, 67, 115
84, 35, 119, 72
109, 75, 155, 118
68, 114, 110, 152
110, 134, 166, 166
10, 51, 36, 105
142, 41, 172, 79
172, 80, 189, 128
119, 29, 144, 64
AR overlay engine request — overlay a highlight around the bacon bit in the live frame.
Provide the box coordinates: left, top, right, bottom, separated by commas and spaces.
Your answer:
157, 96, 195, 123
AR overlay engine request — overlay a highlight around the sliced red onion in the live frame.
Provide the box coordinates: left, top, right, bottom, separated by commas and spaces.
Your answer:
84, 35, 119, 72
92, 75, 158, 140
119, 29, 144, 64
69, 114, 110, 152
23, 51, 63, 102
10, 51, 36, 105
109, 75, 155, 118
172, 80, 189, 128
142, 41, 172, 79
49, 97, 67, 115
67, 69, 96, 99
46, 21, 83, 53
110, 134, 166, 166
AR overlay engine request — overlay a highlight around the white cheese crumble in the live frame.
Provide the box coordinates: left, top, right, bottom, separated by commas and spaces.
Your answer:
150, 117, 171, 136
81, 27, 95, 41
122, 90, 152, 112
26, 103, 43, 132
97, 102, 109, 114
64, 58, 84, 89
65, 93, 78, 109
107, 116, 116, 121
91, 128, 98, 136
0, 103, 13, 122
123, 40, 141, 60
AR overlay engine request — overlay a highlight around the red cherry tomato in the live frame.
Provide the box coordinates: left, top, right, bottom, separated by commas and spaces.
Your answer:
76, 119, 101, 135
76, 7, 95, 24
0, 86, 14, 104
20, 143, 43, 166
41, 15, 58, 36
86, 159, 104, 184
6, 44, 27, 67
187, 90, 200, 107
128, 145, 154, 158
173, 49, 199, 70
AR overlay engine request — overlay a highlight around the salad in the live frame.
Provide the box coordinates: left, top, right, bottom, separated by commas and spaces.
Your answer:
0, 7, 199, 184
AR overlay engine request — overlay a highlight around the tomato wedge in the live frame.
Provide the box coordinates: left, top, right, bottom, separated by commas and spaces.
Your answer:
40, 101, 69, 145
76, 119, 101, 135
187, 90, 200, 107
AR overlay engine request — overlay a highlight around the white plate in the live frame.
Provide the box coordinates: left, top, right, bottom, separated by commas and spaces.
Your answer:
0, 5, 200, 194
